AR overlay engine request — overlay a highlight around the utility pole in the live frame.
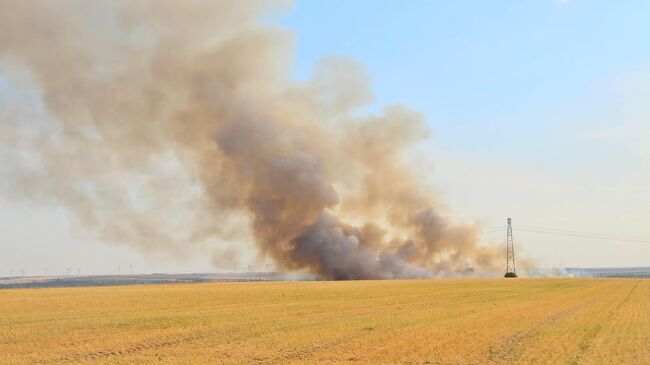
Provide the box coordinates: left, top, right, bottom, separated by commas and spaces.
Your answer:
505, 218, 517, 278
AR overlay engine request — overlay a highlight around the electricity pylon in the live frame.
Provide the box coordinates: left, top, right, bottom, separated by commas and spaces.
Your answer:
505, 218, 518, 278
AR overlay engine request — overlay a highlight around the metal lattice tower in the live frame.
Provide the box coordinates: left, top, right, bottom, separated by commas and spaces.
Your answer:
505, 218, 518, 278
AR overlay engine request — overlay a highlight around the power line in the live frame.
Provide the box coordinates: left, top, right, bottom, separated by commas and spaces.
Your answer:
514, 225, 650, 241
513, 226, 650, 244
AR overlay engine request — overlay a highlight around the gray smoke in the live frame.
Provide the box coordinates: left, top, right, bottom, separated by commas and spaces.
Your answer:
0, 0, 507, 279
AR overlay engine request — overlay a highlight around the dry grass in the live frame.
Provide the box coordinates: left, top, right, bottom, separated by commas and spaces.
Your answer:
0, 278, 648, 364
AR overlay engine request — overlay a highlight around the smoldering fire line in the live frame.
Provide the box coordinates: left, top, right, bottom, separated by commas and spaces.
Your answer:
0, 1, 516, 279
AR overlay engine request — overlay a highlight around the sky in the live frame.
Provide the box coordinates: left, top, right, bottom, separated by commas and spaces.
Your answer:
1, 0, 649, 275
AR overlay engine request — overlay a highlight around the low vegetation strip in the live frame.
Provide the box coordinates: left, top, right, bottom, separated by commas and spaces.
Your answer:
0, 279, 648, 364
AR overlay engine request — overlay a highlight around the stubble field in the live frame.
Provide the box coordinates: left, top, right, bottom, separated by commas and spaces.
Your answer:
1, 278, 648, 364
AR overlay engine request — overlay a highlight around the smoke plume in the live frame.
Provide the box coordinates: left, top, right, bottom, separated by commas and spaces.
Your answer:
0, 1, 505, 279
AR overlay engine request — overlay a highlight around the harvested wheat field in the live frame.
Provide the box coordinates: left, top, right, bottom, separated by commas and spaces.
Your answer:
1, 279, 648, 364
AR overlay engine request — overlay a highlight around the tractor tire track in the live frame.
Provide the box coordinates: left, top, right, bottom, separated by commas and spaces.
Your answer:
569, 280, 640, 365
486, 286, 610, 364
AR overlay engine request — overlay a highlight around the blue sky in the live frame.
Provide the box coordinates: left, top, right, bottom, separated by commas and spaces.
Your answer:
1, 1, 649, 275
283, 1, 649, 151
280, 0, 650, 268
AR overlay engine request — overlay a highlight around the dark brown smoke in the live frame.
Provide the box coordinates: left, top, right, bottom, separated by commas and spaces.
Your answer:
0, 1, 505, 279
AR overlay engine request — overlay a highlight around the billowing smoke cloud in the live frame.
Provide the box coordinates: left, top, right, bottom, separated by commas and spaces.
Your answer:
0, 1, 506, 279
